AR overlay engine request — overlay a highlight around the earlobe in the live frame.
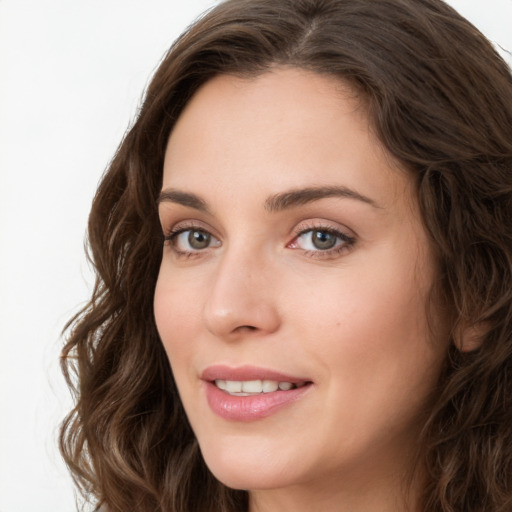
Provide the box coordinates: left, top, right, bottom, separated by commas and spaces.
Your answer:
455, 323, 488, 352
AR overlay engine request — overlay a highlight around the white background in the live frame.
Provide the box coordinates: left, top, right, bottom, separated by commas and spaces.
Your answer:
0, 1, 510, 511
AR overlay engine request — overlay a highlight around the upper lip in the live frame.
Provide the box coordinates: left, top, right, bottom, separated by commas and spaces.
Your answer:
201, 365, 311, 383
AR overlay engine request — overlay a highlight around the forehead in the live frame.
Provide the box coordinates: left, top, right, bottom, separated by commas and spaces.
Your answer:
162, 68, 413, 211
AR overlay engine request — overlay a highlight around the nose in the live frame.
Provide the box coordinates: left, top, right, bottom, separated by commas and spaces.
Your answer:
202, 248, 281, 339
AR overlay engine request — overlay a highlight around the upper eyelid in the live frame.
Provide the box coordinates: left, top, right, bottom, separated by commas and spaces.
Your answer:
295, 225, 347, 236
292, 219, 356, 238
163, 219, 217, 237
292, 227, 356, 247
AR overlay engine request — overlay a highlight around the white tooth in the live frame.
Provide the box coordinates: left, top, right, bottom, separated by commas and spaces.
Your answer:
216, 379, 297, 394
225, 380, 243, 393
215, 379, 227, 390
262, 380, 279, 392
242, 380, 263, 393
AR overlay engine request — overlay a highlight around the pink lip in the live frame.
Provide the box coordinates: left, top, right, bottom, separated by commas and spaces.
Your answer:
201, 364, 309, 383
201, 365, 313, 422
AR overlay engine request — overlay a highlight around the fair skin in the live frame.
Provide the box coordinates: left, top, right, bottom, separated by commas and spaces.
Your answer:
154, 68, 449, 512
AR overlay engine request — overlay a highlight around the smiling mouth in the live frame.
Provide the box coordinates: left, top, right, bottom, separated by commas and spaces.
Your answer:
214, 379, 308, 396
203, 368, 313, 420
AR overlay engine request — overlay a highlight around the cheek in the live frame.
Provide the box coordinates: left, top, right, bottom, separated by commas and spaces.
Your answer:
153, 270, 202, 363
291, 263, 428, 342
291, 256, 443, 399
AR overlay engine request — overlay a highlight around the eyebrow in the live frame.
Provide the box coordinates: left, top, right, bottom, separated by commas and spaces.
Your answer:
157, 189, 210, 213
264, 186, 381, 211
157, 185, 380, 213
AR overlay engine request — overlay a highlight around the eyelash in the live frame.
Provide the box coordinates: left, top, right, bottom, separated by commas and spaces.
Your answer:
163, 222, 356, 260
290, 223, 356, 259
163, 222, 217, 259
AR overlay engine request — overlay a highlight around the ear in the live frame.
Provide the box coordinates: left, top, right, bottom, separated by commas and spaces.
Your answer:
455, 322, 488, 352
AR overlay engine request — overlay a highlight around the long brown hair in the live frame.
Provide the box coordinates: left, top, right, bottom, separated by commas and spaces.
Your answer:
60, 1, 512, 510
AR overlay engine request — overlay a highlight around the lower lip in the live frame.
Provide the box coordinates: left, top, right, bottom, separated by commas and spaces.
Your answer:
204, 381, 312, 421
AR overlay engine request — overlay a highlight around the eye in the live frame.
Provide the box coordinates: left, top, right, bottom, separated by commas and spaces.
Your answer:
165, 227, 221, 255
289, 226, 355, 257
300, 230, 339, 250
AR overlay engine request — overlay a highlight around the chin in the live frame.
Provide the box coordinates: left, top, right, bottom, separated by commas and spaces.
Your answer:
208, 466, 293, 492
199, 439, 298, 491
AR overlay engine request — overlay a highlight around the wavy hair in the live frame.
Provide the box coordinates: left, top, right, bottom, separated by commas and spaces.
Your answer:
60, 0, 512, 510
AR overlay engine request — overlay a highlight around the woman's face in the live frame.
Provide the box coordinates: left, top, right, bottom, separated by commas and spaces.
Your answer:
155, 68, 448, 504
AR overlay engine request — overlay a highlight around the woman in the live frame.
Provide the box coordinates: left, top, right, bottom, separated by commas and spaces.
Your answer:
60, 0, 512, 511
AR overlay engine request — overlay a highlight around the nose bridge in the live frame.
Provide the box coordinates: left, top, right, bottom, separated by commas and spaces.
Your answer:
203, 241, 280, 337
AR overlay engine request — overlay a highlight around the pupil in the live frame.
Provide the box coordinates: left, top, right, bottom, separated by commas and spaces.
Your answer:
313, 231, 336, 250
189, 230, 210, 249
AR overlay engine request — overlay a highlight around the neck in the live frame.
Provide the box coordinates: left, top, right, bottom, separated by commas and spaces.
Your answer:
249, 474, 422, 512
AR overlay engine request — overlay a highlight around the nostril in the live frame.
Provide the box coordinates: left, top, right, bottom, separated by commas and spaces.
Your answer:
239, 325, 257, 331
